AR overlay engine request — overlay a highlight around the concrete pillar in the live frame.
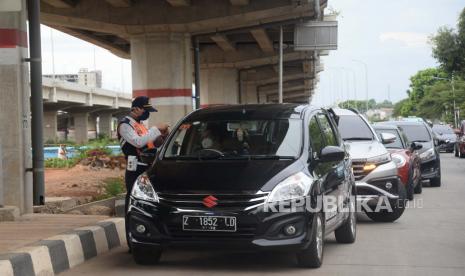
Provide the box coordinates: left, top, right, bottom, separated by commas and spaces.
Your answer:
87, 114, 97, 139
131, 33, 193, 127
200, 68, 239, 107
43, 110, 58, 142
98, 111, 113, 138
0, 0, 33, 214
73, 113, 89, 143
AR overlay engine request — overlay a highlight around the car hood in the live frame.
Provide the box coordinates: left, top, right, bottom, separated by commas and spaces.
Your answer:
437, 133, 456, 141
343, 140, 388, 160
148, 159, 297, 193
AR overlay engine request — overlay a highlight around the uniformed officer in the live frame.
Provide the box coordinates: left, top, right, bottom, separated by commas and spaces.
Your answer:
117, 96, 169, 248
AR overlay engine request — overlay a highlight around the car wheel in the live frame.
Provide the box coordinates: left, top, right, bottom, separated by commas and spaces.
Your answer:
334, 194, 356, 244
414, 180, 422, 194
430, 174, 441, 187
296, 212, 324, 268
455, 146, 459, 157
132, 245, 162, 265
406, 166, 414, 201
365, 182, 406, 223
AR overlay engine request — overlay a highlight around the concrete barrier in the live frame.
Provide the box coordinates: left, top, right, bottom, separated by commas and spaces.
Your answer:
0, 218, 125, 276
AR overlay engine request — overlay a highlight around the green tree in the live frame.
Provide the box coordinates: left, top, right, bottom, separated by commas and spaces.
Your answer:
430, 8, 465, 78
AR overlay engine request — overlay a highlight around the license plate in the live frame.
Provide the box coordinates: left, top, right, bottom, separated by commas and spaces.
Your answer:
182, 215, 237, 232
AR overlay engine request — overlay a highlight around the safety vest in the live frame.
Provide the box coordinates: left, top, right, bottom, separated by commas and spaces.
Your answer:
117, 116, 154, 158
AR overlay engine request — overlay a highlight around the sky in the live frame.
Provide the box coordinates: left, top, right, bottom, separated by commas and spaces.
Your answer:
40, 0, 465, 103
313, 0, 465, 106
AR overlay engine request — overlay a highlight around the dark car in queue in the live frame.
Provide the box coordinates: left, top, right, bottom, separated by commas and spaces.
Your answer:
373, 124, 423, 200
432, 124, 456, 153
127, 104, 357, 268
384, 121, 442, 187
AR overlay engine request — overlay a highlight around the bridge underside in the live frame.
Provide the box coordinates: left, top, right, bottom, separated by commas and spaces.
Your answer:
40, 0, 329, 125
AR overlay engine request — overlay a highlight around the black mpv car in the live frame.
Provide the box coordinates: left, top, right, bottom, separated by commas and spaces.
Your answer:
128, 104, 357, 268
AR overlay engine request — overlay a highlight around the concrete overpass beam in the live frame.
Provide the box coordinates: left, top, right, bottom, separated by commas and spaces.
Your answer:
0, 0, 32, 215
230, 0, 250, 5
105, 0, 132, 8
250, 29, 274, 53
131, 33, 193, 126
73, 113, 89, 143
211, 34, 235, 52
200, 68, 238, 107
166, 0, 190, 7
43, 110, 58, 142
42, 0, 77, 8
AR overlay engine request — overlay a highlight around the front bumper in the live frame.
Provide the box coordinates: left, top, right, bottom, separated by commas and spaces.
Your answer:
420, 158, 440, 179
438, 142, 455, 152
355, 161, 400, 205
127, 199, 316, 252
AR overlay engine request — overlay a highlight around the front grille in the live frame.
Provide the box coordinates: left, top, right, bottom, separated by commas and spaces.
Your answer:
158, 192, 266, 239
352, 159, 368, 181
158, 192, 269, 211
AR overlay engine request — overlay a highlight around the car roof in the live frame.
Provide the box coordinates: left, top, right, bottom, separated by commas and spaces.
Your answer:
187, 104, 312, 121
372, 124, 399, 130
331, 108, 358, 116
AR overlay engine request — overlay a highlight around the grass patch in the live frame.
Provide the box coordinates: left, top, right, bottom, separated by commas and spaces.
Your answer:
94, 177, 126, 201
45, 158, 79, 168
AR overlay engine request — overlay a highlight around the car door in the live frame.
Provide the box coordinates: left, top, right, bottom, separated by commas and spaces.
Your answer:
308, 114, 340, 231
316, 113, 348, 225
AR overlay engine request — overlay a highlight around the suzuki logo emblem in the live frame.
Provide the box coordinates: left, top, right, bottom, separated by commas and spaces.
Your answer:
203, 195, 218, 208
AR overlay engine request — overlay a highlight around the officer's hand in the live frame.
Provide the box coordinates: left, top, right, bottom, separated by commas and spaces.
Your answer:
156, 123, 170, 135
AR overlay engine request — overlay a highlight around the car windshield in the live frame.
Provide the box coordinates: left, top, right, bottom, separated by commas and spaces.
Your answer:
337, 115, 374, 141
374, 129, 404, 149
163, 119, 302, 160
433, 125, 454, 134
397, 124, 431, 142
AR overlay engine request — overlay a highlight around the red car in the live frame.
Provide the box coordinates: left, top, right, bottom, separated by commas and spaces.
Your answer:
374, 124, 423, 200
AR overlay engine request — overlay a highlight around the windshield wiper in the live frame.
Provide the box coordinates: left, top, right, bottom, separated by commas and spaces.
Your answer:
250, 155, 296, 160
343, 137, 373, 141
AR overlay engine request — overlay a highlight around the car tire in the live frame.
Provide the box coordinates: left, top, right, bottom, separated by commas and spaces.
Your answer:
132, 245, 162, 265
365, 182, 406, 223
430, 174, 441, 187
455, 146, 459, 157
334, 193, 356, 244
406, 166, 414, 201
296, 212, 324, 268
414, 180, 422, 194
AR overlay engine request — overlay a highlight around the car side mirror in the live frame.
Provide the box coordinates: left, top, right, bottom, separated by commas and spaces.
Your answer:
319, 146, 345, 163
140, 148, 158, 165
411, 142, 423, 151
380, 133, 397, 145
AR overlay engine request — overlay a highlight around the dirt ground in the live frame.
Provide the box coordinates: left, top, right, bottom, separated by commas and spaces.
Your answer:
45, 165, 124, 200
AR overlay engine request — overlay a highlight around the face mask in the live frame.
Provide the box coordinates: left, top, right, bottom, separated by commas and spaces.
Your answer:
139, 110, 150, 121
202, 137, 213, 149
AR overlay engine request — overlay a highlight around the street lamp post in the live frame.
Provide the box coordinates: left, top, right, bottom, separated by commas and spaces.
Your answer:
352, 59, 369, 113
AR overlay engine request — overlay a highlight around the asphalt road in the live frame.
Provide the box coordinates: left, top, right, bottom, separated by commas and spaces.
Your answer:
63, 154, 465, 276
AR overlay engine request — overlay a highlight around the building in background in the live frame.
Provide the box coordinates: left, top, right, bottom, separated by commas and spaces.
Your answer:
78, 68, 102, 88
42, 73, 78, 83
43, 68, 102, 88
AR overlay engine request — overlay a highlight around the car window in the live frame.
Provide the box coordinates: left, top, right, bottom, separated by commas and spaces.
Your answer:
164, 119, 302, 159
397, 124, 432, 142
309, 116, 325, 156
317, 114, 339, 146
337, 115, 374, 141
374, 129, 404, 149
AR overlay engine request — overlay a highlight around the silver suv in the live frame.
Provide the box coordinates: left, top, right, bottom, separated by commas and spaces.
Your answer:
330, 108, 406, 222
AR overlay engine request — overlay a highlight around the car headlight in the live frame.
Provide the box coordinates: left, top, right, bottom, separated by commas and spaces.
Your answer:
131, 173, 159, 202
419, 148, 435, 161
362, 153, 391, 173
391, 153, 407, 168
267, 172, 313, 203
